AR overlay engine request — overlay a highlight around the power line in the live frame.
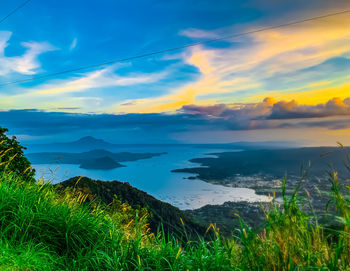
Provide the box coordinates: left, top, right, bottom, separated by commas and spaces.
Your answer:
0, 0, 32, 25
1, 8, 350, 87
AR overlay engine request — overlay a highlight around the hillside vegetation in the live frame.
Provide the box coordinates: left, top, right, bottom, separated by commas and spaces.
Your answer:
55, 177, 207, 240
1, 164, 350, 270
1, 128, 350, 270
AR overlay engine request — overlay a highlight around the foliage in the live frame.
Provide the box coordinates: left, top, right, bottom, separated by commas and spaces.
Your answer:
0, 126, 35, 181
55, 177, 208, 240
0, 162, 349, 270
1, 134, 350, 270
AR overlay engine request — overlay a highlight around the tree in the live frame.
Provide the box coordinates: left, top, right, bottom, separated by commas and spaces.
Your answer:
0, 126, 35, 180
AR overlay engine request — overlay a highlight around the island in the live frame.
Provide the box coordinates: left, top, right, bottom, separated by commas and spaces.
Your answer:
79, 156, 125, 170
27, 149, 167, 170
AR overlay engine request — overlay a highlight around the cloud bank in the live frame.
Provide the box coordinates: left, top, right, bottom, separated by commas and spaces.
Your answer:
1, 97, 349, 144
181, 97, 350, 120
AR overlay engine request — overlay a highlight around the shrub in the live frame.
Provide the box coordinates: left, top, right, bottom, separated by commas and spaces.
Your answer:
0, 126, 35, 181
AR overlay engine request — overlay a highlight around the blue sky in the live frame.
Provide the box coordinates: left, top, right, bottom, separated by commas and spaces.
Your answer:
1, 0, 350, 145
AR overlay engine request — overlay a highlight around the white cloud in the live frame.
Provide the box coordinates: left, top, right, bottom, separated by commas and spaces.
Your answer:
0, 64, 167, 112
12, 41, 57, 74
36, 65, 166, 95
0, 31, 56, 76
69, 38, 78, 51
179, 28, 219, 39
0, 31, 11, 55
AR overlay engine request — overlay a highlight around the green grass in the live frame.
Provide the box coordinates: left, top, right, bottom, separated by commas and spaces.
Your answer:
0, 167, 349, 270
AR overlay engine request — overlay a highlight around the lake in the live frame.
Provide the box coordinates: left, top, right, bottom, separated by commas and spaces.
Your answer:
33, 146, 268, 210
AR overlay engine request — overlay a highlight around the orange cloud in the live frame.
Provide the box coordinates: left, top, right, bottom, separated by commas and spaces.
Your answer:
180, 97, 350, 120
116, 11, 350, 114
250, 82, 350, 105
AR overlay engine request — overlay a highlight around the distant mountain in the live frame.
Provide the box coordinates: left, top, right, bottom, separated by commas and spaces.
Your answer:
27, 136, 114, 152
55, 177, 207, 240
25, 136, 299, 153
70, 136, 113, 147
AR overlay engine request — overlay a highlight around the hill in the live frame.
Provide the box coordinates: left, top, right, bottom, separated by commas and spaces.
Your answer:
173, 146, 350, 182
79, 156, 125, 169
74, 136, 111, 146
55, 177, 207, 239
27, 136, 114, 152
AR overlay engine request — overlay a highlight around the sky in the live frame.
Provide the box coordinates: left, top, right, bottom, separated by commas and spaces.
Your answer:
0, 0, 350, 145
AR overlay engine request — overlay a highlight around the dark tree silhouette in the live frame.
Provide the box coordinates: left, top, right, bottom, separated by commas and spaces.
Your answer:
0, 126, 35, 180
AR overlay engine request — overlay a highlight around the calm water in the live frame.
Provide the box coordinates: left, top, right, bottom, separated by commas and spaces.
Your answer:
33, 146, 268, 210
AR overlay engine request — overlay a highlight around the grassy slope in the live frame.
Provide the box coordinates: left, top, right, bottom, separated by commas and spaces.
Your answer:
55, 177, 207, 240
0, 172, 236, 270
0, 169, 350, 270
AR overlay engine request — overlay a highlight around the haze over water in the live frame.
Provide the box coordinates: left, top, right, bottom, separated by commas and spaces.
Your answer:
33, 146, 268, 210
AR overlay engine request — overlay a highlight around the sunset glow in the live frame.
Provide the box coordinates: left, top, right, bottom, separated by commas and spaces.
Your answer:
0, 0, 350, 145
